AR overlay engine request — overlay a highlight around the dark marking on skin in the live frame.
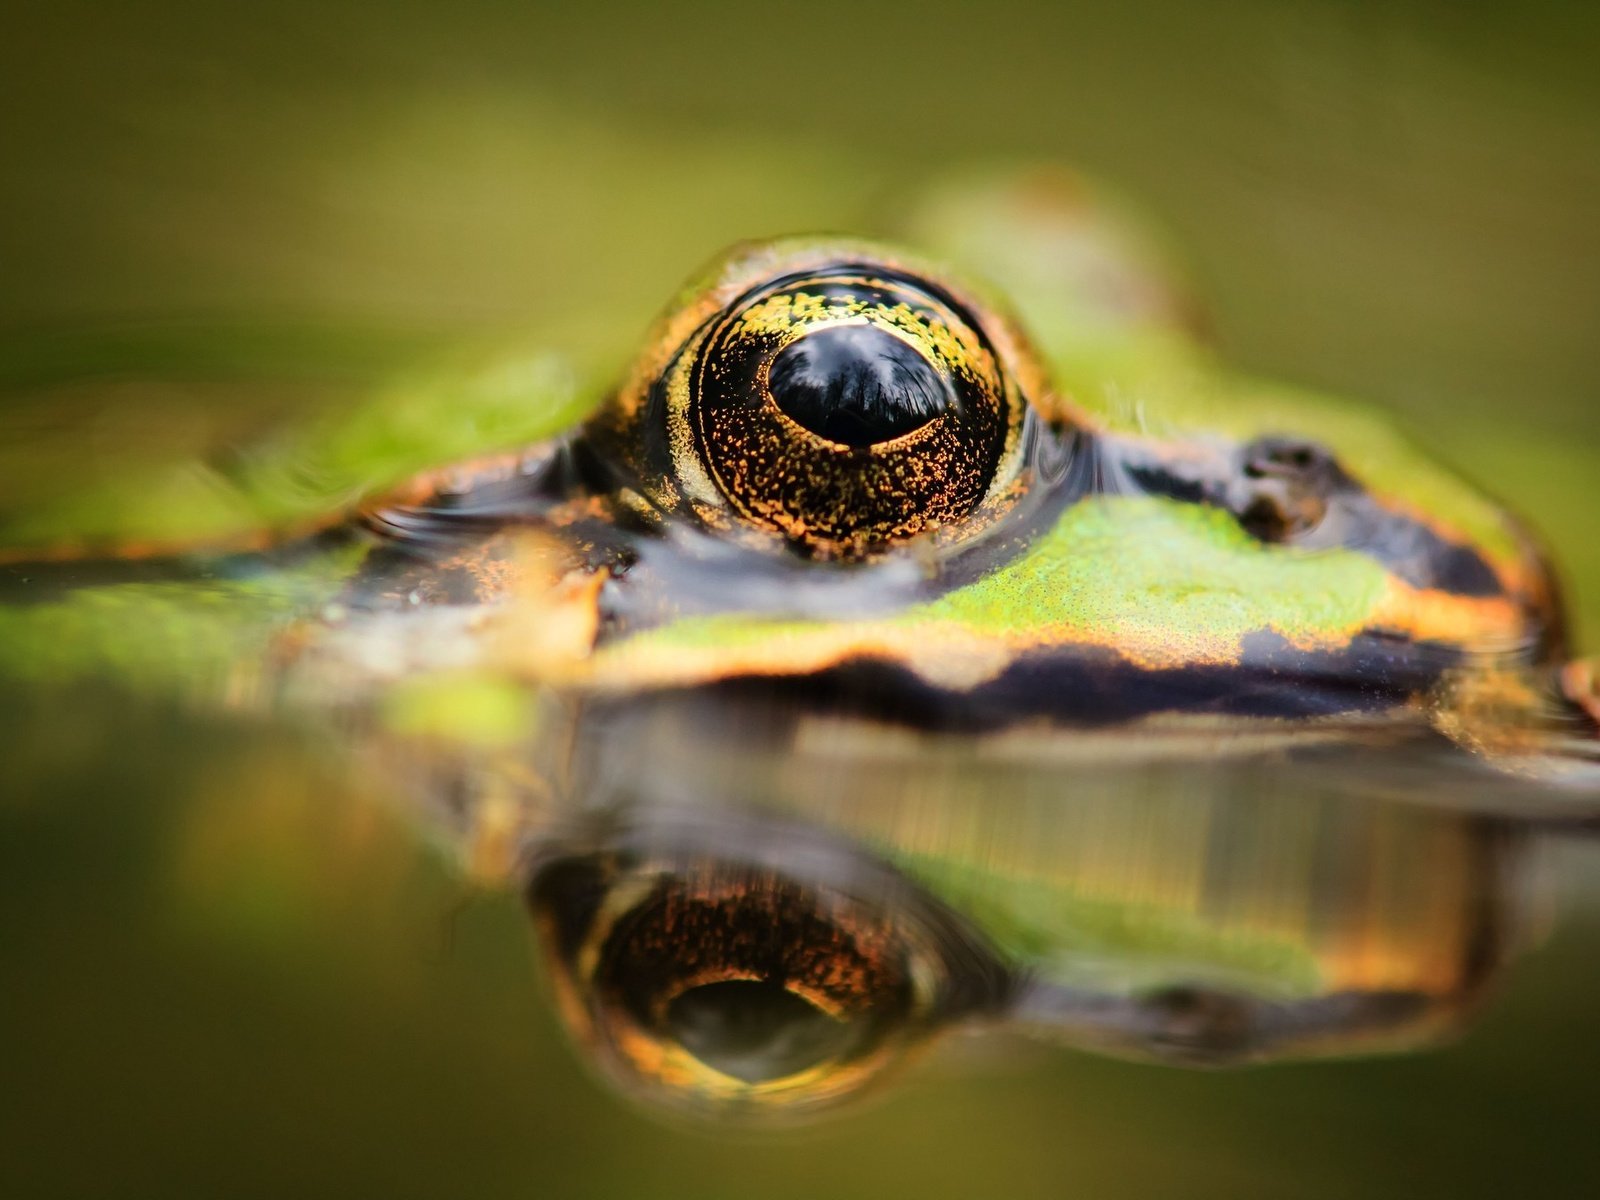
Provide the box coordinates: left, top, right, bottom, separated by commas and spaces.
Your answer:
602, 630, 1464, 735
1111, 435, 1505, 599
1124, 463, 1205, 505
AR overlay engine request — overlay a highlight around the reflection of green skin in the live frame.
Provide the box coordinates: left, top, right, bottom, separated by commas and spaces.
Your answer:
894, 853, 1326, 1000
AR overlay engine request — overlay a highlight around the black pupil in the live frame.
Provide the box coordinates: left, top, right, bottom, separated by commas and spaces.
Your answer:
768, 324, 953, 447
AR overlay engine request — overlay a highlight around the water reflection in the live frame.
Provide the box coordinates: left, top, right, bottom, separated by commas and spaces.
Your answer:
383, 692, 1550, 1124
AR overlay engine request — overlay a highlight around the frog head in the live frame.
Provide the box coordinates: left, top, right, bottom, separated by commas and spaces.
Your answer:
350, 182, 1562, 742
0, 169, 1573, 743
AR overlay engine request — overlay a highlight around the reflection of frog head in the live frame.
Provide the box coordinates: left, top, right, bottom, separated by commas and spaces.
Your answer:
519, 717, 1534, 1124
527, 810, 1004, 1121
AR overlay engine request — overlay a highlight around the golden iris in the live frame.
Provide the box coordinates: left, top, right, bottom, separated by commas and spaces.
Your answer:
601, 243, 1038, 558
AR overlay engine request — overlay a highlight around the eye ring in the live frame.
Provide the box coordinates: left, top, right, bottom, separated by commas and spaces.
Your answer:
603, 242, 1046, 559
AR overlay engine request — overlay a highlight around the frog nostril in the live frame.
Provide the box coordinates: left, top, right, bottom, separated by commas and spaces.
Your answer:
768, 325, 954, 448
1231, 436, 1347, 542
1243, 438, 1328, 480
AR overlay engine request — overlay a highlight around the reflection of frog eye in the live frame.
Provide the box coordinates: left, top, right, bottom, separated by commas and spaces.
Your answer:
529, 852, 986, 1120
602, 244, 1045, 558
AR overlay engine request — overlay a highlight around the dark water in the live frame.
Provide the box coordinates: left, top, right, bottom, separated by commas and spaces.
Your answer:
4, 2, 1600, 1197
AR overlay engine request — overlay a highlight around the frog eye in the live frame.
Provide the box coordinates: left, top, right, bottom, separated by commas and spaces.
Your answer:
529, 854, 953, 1119
604, 245, 1042, 558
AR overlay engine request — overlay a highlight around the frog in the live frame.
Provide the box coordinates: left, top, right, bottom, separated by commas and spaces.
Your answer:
205, 179, 1600, 763
1, 166, 1595, 1123
2, 170, 1593, 749
367, 226, 1568, 742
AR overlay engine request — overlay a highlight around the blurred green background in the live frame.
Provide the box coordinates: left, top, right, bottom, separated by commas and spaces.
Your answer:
3, 1, 1599, 1197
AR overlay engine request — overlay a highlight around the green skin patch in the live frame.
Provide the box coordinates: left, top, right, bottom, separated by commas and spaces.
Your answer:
923, 496, 1386, 661
596, 495, 1391, 679
0, 335, 598, 554
0, 543, 364, 689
